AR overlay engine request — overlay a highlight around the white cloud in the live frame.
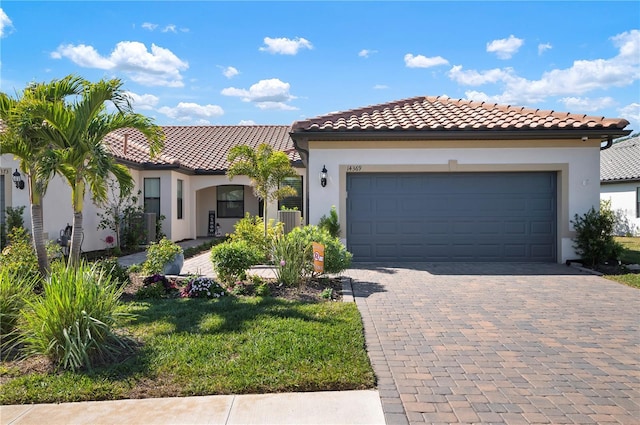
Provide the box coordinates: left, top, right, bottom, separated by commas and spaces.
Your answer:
162, 24, 177, 33
404, 53, 449, 68
259, 37, 312, 55
124, 91, 159, 110
256, 102, 298, 111
222, 78, 297, 110
51, 41, 188, 87
222, 66, 239, 78
486, 35, 524, 59
560, 96, 616, 112
0, 8, 14, 37
619, 102, 640, 129
538, 43, 552, 55
373, 84, 389, 90
451, 30, 640, 107
141, 22, 158, 31
222, 78, 294, 102
359, 49, 377, 58
158, 102, 224, 122
238, 120, 256, 125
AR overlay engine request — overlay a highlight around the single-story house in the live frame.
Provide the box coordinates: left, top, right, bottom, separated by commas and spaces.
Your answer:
0, 95, 631, 263
600, 136, 640, 236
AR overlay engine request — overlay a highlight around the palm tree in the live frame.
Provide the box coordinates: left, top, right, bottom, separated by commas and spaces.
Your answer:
0, 75, 85, 275
30, 77, 164, 266
227, 143, 298, 236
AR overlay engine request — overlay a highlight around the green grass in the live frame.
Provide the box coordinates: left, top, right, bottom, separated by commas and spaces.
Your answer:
606, 237, 640, 289
0, 296, 375, 404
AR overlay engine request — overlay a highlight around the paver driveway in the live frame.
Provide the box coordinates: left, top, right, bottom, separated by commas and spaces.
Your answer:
347, 263, 639, 425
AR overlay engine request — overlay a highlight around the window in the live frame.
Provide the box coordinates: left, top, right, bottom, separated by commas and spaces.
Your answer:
177, 179, 183, 220
278, 176, 303, 212
217, 185, 244, 218
637, 187, 640, 218
144, 178, 161, 219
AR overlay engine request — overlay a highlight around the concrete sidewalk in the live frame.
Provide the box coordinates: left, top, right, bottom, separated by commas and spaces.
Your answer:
1, 390, 385, 425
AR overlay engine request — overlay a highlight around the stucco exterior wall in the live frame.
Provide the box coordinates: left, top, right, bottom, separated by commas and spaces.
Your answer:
601, 181, 640, 236
305, 141, 602, 264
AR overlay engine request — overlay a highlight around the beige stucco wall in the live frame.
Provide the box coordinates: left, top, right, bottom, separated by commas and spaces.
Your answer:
601, 181, 640, 236
305, 138, 602, 263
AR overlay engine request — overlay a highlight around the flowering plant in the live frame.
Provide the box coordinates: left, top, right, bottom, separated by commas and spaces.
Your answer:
136, 274, 180, 299
181, 277, 226, 299
105, 235, 115, 246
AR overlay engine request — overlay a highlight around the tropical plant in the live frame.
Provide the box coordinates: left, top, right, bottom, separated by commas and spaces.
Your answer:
5, 206, 26, 234
142, 237, 183, 275
92, 257, 130, 288
288, 225, 353, 275
26, 76, 164, 266
96, 179, 142, 251
0, 75, 85, 275
226, 144, 298, 236
318, 205, 341, 238
210, 240, 262, 283
228, 213, 283, 263
0, 227, 40, 283
0, 268, 36, 347
271, 232, 310, 286
572, 200, 623, 267
20, 261, 130, 371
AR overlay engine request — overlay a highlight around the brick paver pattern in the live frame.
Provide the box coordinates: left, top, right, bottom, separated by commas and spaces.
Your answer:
347, 263, 640, 425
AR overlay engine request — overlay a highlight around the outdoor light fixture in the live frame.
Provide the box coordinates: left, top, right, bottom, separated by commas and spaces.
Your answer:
12, 169, 25, 190
320, 165, 328, 187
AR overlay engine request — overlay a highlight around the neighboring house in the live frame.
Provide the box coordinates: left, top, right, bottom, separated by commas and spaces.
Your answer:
290, 96, 630, 263
600, 136, 640, 236
0, 95, 631, 262
1, 125, 303, 252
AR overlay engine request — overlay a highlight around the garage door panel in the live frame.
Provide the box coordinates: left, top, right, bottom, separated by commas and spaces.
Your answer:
347, 172, 556, 262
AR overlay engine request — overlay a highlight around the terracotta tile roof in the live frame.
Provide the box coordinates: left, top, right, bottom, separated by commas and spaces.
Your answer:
291, 95, 630, 133
601, 136, 640, 182
105, 125, 299, 172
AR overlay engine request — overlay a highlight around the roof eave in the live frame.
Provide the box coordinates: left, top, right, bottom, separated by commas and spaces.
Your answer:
290, 128, 632, 142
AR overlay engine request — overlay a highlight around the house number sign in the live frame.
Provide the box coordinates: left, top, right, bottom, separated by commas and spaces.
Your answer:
346, 165, 362, 172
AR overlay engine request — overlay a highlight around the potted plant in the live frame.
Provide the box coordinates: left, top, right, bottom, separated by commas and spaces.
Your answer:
142, 237, 184, 275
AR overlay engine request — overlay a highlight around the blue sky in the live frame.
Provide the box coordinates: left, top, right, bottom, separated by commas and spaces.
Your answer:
1, 1, 639, 132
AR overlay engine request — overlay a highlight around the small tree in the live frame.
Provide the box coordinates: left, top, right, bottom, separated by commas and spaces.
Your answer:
572, 200, 623, 267
226, 144, 298, 237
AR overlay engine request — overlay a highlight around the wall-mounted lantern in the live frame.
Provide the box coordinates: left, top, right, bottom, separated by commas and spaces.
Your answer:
12, 169, 25, 190
320, 165, 328, 187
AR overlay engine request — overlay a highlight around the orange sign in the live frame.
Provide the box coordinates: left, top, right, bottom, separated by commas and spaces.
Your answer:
312, 242, 325, 274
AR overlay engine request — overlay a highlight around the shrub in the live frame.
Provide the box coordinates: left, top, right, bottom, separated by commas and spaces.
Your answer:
0, 268, 36, 347
142, 237, 183, 275
271, 232, 310, 286
572, 200, 623, 267
92, 257, 130, 288
318, 206, 341, 238
20, 261, 130, 371
210, 240, 262, 283
288, 225, 352, 275
228, 213, 283, 263
0, 227, 39, 282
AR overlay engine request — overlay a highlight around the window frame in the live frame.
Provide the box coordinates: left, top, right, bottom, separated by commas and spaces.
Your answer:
217, 185, 245, 218
177, 179, 184, 220
278, 175, 303, 212
143, 177, 161, 219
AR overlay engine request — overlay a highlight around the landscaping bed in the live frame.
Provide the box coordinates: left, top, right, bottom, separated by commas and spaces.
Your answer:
0, 289, 374, 405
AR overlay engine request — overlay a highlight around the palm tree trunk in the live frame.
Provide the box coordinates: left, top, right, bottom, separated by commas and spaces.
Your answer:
263, 199, 268, 238
69, 211, 83, 267
30, 203, 49, 276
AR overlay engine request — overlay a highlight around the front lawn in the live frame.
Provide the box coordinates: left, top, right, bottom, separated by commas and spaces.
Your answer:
605, 237, 640, 289
0, 296, 375, 404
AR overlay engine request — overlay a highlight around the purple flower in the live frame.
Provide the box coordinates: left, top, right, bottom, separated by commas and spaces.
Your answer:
280, 260, 286, 267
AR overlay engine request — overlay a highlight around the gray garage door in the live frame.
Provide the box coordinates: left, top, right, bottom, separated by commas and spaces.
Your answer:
347, 172, 557, 262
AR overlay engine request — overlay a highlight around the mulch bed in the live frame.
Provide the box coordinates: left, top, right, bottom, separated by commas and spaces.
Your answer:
122, 272, 344, 302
